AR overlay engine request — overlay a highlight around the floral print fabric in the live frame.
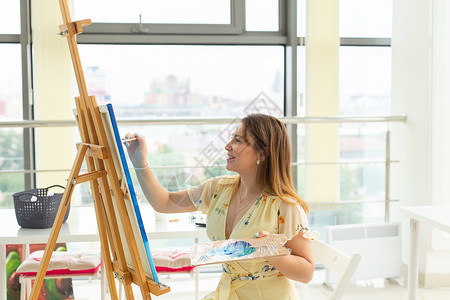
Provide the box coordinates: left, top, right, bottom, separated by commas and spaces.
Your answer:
187, 175, 311, 300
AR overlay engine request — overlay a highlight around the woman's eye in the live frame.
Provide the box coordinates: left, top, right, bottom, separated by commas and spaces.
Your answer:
229, 135, 243, 144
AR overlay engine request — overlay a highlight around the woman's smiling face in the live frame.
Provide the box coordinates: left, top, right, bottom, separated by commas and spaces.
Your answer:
224, 124, 259, 175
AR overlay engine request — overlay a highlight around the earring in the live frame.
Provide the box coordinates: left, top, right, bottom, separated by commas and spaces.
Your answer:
256, 159, 260, 165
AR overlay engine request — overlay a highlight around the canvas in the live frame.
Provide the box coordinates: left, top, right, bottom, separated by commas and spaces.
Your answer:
98, 104, 159, 284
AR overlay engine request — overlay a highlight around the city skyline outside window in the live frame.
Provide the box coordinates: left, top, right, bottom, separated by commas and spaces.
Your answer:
79, 45, 284, 117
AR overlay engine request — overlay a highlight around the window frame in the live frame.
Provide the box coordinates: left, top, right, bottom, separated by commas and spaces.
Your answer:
81, 0, 245, 35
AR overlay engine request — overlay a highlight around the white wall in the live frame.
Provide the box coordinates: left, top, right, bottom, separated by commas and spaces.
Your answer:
391, 0, 450, 287
428, 0, 450, 287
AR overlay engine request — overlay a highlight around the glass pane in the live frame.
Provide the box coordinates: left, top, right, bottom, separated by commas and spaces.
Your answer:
340, 0, 392, 38
71, 121, 220, 206
309, 202, 385, 238
297, 121, 387, 234
246, 0, 279, 31
0, 128, 25, 209
74, 0, 230, 24
74, 123, 253, 204
297, 0, 306, 37
339, 47, 391, 115
340, 163, 385, 201
0, 0, 20, 34
0, 44, 22, 120
297, 45, 306, 117
339, 123, 387, 160
127, 124, 235, 190
78, 45, 284, 118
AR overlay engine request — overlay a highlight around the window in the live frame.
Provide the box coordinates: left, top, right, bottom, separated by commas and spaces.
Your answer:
74, 0, 243, 35
340, 0, 392, 38
0, 44, 25, 208
296, 0, 393, 237
0, 0, 20, 34
333, 2, 393, 230
339, 47, 392, 115
74, 0, 231, 24
246, 0, 279, 31
0, 128, 24, 208
1, 1, 398, 242
79, 45, 284, 117
0, 44, 22, 120
75, 44, 284, 204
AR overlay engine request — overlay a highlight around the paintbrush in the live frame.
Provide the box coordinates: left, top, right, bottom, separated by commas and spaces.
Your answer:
121, 137, 144, 142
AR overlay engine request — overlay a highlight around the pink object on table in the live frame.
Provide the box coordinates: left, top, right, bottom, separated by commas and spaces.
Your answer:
16, 250, 101, 276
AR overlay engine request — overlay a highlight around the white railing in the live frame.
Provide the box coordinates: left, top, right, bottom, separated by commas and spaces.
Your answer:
0, 114, 407, 221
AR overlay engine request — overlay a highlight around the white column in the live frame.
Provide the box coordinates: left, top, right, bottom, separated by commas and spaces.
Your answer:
305, 0, 340, 203
32, 0, 75, 188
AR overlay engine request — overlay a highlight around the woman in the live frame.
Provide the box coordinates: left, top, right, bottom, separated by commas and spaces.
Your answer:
125, 114, 314, 300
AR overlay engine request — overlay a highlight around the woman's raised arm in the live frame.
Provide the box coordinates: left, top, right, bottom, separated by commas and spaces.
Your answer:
124, 133, 197, 213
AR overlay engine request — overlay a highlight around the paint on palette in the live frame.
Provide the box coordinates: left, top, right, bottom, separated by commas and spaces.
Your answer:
200, 240, 257, 261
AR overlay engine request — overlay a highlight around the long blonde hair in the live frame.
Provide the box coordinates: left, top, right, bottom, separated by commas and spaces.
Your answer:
232, 114, 308, 213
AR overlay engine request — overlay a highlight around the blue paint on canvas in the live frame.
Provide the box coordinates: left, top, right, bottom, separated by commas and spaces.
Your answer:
200, 241, 257, 261
106, 104, 160, 285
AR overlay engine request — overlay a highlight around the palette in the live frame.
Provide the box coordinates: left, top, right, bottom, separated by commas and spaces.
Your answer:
191, 234, 290, 266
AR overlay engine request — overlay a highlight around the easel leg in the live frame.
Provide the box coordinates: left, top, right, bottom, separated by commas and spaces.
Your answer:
123, 283, 135, 300
118, 282, 123, 300
101, 255, 108, 300
90, 177, 119, 300
29, 144, 88, 300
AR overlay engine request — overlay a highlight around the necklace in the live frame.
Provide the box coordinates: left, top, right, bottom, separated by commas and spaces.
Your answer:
229, 188, 261, 226
234, 190, 257, 215
237, 188, 260, 204
226, 183, 266, 238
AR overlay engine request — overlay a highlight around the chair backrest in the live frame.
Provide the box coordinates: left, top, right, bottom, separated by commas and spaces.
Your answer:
311, 239, 362, 300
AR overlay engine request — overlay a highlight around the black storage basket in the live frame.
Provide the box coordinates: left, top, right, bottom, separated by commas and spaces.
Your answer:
13, 185, 69, 228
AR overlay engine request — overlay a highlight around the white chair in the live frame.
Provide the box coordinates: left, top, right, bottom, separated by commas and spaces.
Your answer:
306, 238, 362, 300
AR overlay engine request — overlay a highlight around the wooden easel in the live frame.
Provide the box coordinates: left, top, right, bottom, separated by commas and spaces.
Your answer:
28, 1, 170, 299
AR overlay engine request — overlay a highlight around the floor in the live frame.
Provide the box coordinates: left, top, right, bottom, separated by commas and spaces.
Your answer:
71, 268, 450, 300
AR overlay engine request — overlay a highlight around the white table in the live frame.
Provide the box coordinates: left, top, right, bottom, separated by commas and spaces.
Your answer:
400, 205, 450, 300
0, 206, 207, 300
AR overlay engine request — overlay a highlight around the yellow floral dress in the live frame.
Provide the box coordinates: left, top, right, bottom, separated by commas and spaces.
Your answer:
188, 175, 311, 300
